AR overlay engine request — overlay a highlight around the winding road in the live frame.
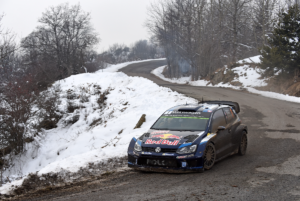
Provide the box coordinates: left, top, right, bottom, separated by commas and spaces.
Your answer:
18, 60, 300, 201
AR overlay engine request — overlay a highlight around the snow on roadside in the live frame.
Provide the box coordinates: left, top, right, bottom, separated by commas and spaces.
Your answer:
151, 57, 300, 104
0, 59, 194, 195
103, 58, 166, 72
237, 55, 261, 64
231, 65, 267, 87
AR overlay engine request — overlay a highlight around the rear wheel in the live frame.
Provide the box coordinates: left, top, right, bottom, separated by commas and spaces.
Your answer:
204, 143, 216, 170
238, 132, 247, 156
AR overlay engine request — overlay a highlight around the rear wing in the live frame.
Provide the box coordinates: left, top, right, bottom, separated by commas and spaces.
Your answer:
199, 100, 240, 114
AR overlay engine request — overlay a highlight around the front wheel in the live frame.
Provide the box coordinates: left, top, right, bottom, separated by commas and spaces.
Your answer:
238, 132, 248, 156
204, 143, 216, 170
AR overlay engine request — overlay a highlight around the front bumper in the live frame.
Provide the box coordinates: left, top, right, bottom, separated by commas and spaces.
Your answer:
128, 152, 204, 173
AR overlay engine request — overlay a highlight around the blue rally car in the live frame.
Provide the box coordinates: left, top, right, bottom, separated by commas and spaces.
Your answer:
127, 101, 248, 172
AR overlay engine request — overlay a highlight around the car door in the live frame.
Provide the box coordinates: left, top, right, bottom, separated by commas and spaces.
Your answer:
210, 109, 231, 159
223, 107, 240, 151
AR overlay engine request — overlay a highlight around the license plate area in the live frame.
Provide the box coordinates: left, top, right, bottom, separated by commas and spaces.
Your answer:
147, 159, 166, 166
138, 158, 177, 167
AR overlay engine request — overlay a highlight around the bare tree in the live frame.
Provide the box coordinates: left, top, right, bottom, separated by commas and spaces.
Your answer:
146, 0, 267, 80
21, 3, 99, 84
0, 15, 18, 85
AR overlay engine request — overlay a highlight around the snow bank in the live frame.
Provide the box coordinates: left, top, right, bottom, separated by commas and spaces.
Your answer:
103, 58, 166, 72
151, 66, 194, 85
231, 65, 267, 87
151, 57, 300, 104
0, 59, 193, 194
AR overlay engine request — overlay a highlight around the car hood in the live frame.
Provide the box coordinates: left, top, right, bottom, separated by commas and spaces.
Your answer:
138, 129, 206, 148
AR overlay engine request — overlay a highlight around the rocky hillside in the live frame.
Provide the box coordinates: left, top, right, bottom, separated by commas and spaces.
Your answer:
208, 56, 300, 97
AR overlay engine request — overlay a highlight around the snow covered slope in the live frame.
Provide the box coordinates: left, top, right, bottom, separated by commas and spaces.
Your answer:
151, 56, 300, 103
0, 59, 194, 194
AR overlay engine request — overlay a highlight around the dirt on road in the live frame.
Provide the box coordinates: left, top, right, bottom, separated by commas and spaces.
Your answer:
10, 60, 300, 201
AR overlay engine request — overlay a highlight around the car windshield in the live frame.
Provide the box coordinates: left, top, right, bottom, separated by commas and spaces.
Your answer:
151, 112, 211, 131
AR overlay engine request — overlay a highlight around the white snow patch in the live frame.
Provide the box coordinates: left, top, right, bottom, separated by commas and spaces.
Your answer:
246, 87, 300, 103
237, 55, 261, 64
151, 66, 192, 84
0, 177, 26, 195
232, 65, 267, 87
103, 58, 166, 72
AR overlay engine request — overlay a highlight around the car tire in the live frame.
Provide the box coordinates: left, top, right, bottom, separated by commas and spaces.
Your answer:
204, 143, 216, 170
238, 132, 247, 156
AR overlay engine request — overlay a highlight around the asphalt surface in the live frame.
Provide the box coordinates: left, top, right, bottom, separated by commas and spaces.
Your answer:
17, 60, 300, 200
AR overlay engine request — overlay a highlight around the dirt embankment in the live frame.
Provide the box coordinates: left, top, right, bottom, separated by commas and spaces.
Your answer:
257, 76, 300, 97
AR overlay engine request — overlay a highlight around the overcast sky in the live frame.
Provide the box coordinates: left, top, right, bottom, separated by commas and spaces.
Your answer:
0, 0, 156, 51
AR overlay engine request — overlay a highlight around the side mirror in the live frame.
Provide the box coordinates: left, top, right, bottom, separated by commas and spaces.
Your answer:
217, 126, 226, 130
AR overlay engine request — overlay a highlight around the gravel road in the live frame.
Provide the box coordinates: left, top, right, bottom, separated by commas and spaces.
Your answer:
16, 60, 300, 201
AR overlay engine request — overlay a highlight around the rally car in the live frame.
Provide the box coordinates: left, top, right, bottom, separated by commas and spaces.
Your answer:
127, 101, 248, 172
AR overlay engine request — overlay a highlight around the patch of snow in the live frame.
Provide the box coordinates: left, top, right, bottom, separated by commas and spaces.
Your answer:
246, 87, 300, 103
0, 177, 26, 195
237, 55, 261, 64
151, 66, 192, 84
232, 65, 267, 87
103, 58, 166, 72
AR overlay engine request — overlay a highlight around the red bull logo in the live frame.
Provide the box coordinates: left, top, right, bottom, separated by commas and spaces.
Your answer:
151, 134, 181, 140
145, 139, 179, 146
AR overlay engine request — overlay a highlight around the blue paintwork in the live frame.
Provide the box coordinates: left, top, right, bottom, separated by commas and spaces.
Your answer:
178, 142, 192, 148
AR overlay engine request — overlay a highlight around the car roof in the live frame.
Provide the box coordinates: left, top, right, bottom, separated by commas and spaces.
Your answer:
166, 103, 233, 113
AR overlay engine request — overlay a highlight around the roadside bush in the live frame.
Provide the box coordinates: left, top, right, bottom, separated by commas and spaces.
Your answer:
35, 84, 62, 131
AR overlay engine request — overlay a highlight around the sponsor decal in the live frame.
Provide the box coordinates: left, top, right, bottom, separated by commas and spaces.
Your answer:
164, 111, 205, 115
166, 111, 202, 115
151, 134, 182, 140
141, 152, 152, 155
161, 116, 209, 120
151, 130, 170, 135
200, 134, 216, 145
162, 153, 175, 156
177, 155, 187, 159
202, 109, 212, 112
145, 139, 179, 146
176, 154, 194, 159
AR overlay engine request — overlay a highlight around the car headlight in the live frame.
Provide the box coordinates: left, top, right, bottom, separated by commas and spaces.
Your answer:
134, 141, 142, 152
176, 145, 197, 154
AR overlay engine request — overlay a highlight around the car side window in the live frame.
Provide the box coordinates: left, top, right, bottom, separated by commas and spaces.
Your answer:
223, 107, 237, 124
211, 109, 227, 133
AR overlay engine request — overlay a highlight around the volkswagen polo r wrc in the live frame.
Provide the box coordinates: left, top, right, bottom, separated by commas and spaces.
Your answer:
127, 101, 248, 173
